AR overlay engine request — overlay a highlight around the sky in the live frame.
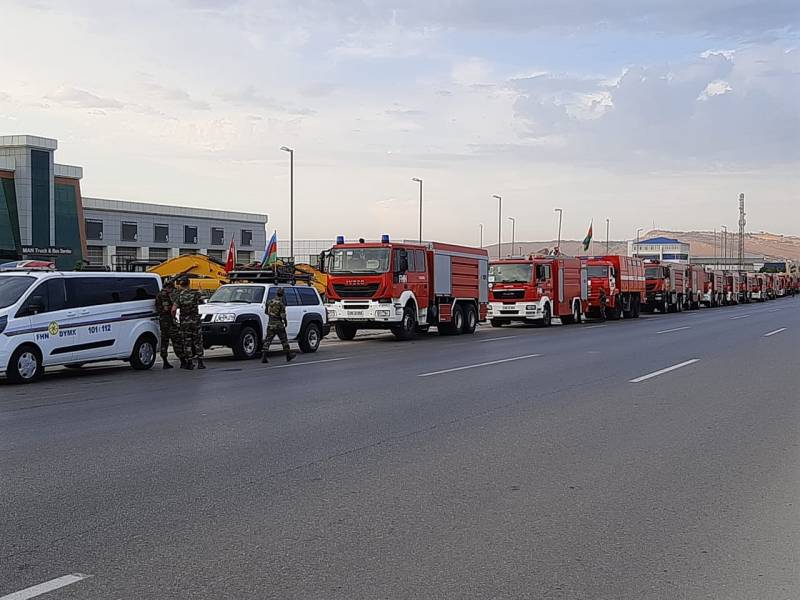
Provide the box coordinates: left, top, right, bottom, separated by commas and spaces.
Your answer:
1, 0, 798, 246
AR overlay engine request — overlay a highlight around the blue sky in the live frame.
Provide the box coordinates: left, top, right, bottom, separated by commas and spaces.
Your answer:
1, 0, 798, 243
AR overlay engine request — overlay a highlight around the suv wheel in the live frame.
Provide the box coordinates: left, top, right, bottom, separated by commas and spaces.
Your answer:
298, 321, 322, 353
233, 325, 260, 360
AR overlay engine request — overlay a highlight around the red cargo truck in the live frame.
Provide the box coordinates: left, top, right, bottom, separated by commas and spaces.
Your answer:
325, 237, 489, 340
752, 273, 768, 301
643, 260, 685, 313
739, 272, 755, 303
584, 255, 645, 319
488, 255, 587, 327
684, 264, 704, 310
702, 270, 724, 307
724, 272, 741, 305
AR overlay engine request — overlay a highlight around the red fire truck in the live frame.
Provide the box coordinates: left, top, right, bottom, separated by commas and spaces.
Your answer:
643, 260, 685, 313
724, 272, 741, 305
684, 264, 705, 310
739, 272, 756, 303
488, 255, 587, 327
584, 255, 645, 319
702, 270, 724, 307
325, 236, 488, 340
752, 273, 768, 302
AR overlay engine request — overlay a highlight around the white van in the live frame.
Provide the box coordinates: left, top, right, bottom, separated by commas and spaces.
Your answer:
0, 270, 161, 383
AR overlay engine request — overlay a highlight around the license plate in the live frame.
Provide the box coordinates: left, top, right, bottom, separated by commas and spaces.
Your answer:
348, 311, 364, 316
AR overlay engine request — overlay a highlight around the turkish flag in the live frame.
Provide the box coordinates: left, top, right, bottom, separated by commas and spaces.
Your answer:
225, 237, 236, 272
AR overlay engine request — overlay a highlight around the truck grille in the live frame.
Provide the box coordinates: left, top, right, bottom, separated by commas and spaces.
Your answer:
492, 290, 524, 300
333, 284, 380, 298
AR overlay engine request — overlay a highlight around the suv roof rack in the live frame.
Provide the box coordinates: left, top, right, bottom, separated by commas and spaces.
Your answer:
228, 266, 313, 285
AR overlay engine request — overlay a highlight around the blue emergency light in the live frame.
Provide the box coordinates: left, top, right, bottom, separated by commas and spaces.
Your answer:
336, 235, 345, 244
381, 234, 390, 243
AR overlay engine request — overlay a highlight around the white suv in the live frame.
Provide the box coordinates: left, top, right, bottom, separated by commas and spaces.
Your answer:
199, 283, 329, 359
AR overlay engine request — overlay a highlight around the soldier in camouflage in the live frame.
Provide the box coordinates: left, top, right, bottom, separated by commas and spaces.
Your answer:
172, 276, 206, 370
261, 287, 296, 364
155, 279, 184, 369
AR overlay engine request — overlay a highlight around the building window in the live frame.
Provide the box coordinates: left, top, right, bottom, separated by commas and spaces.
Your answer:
121, 221, 138, 242
149, 247, 169, 262
85, 219, 104, 240
206, 249, 225, 263
211, 227, 225, 246
237, 250, 253, 264
241, 229, 253, 246
184, 225, 198, 245
179, 248, 199, 256
86, 245, 104, 265
154, 224, 169, 244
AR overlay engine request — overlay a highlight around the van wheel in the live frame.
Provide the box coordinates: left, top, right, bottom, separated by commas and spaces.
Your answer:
462, 304, 478, 334
7, 345, 43, 384
335, 323, 358, 341
298, 322, 322, 353
392, 307, 417, 340
233, 325, 259, 359
130, 335, 157, 370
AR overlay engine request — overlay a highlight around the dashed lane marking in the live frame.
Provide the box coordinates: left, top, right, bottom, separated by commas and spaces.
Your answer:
656, 326, 691, 334
0, 574, 91, 600
270, 357, 351, 369
418, 354, 542, 378
479, 336, 518, 343
581, 325, 608, 330
764, 328, 787, 337
729, 314, 750, 319
629, 359, 700, 383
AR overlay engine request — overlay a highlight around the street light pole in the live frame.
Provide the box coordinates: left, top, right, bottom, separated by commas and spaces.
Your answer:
554, 208, 563, 253
606, 218, 610, 254
479, 223, 483, 248
492, 195, 502, 258
412, 178, 423, 243
721, 225, 728, 269
280, 146, 294, 261
508, 217, 515, 256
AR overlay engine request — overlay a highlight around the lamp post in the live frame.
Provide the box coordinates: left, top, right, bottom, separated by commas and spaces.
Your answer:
606, 218, 610, 254
554, 208, 563, 252
280, 146, 294, 261
721, 225, 728, 269
635, 227, 643, 257
479, 223, 483, 248
412, 177, 423, 243
508, 217, 515, 257
492, 195, 502, 258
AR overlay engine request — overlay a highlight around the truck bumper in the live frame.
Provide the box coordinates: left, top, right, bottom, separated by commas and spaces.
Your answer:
488, 301, 543, 322
326, 299, 403, 325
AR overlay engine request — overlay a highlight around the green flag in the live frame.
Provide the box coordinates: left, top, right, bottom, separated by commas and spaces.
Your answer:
582, 222, 593, 251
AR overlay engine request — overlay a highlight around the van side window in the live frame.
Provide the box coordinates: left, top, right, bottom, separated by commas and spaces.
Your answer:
16, 279, 67, 316
297, 287, 320, 306
115, 278, 159, 302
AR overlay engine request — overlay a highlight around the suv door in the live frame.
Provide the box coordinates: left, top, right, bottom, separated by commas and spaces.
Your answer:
266, 287, 302, 339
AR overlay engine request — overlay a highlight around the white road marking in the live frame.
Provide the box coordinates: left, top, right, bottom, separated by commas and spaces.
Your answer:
764, 328, 787, 337
656, 326, 691, 334
581, 325, 608, 330
479, 335, 518, 343
729, 314, 750, 319
270, 357, 350, 369
629, 359, 700, 383
418, 354, 542, 377
0, 574, 91, 600
768, 308, 782, 313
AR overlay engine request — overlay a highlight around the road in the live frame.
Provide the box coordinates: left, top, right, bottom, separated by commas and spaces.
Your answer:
1, 299, 798, 599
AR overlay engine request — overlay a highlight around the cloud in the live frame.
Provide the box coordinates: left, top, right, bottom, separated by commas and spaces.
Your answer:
46, 86, 124, 109
139, 79, 211, 110
217, 86, 316, 115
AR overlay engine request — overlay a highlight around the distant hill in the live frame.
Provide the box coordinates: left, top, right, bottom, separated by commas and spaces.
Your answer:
485, 230, 800, 261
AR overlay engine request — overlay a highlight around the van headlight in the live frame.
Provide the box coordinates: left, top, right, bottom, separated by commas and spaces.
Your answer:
212, 313, 236, 323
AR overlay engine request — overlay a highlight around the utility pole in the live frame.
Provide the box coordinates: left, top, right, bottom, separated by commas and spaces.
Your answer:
721, 225, 728, 270
479, 223, 483, 248
280, 146, 294, 261
412, 178, 423, 243
508, 217, 515, 257
492, 195, 502, 258
738, 193, 746, 269
554, 208, 563, 253
606, 218, 610, 254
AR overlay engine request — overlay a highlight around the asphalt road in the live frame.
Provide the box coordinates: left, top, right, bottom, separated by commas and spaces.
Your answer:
1, 298, 798, 599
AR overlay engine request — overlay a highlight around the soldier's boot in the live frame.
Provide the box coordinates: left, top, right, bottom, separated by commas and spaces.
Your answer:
261, 351, 269, 364
196, 357, 206, 370
286, 351, 296, 363
179, 358, 188, 369
185, 358, 195, 370
162, 358, 174, 369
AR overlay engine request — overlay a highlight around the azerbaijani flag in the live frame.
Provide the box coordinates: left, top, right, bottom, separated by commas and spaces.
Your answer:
582, 221, 593, 251
261, 231, 278, 267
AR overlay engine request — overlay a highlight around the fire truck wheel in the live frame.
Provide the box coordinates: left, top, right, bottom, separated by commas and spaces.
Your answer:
632, 298, 641, 318
490, 319, 504, 328
462, 304, 478, 334
392, 307, 417, 340
540, 304, 552, 327
335, 323, 358, 341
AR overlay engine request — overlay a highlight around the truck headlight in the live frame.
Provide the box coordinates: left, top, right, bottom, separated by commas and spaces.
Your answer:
526, 305, 536, 310
376, 310, 390, 317
212, 313, 236, 323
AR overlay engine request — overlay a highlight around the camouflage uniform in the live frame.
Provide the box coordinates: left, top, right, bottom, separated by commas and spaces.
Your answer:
262, 294, 294, 362
156, 286, 183, 363
174, 287, 204, 361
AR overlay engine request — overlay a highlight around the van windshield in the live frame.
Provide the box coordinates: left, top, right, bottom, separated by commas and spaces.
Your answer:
489, 264, 532, 283
208, 286, 265, 304
330, 248, 390, 274
0, 276, 35, 309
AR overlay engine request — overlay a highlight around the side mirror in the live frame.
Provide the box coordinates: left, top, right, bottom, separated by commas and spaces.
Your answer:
318, 251, 328, 273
